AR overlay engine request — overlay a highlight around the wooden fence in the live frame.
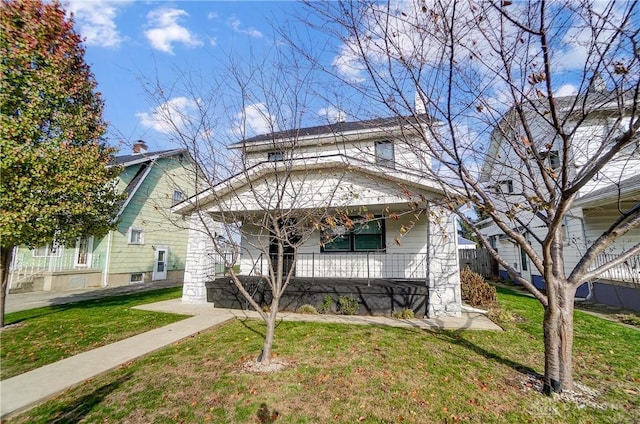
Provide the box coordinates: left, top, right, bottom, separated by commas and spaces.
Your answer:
458, 249, 499, 278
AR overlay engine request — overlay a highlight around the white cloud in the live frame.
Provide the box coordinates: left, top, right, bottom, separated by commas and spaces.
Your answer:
555, 84, 578, 97
66, 0, 128, 48
318, 106, 346, 123
207, 12, 219, 20
227, 17, 263, 38
136, 97, 201, 135
145, 8, 203, 54
231, 103, 275, 138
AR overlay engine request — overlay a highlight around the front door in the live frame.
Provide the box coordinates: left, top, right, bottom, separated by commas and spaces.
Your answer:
153, 247, 168, 280
74, 237, 93, 267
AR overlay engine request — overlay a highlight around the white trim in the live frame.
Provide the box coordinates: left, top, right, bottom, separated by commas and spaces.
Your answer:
152, 246, 169, 281
128, 227, 145, 245
116, 161, 155, 219
73, 236, 93, 267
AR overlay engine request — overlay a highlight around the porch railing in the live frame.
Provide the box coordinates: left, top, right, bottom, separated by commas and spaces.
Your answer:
226, 252, 429, 281
9, 251, 102, 289
590, 252, 640, 285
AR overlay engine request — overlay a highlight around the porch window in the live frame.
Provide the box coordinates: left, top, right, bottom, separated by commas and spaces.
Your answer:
33, 242, 61, 257
128, 227, 144, 245
322, 218, 385, 252
375, 141, 394, 168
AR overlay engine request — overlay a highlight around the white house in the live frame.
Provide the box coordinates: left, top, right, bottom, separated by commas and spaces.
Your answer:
478, 85, 640, 311
173, 115, 462, 317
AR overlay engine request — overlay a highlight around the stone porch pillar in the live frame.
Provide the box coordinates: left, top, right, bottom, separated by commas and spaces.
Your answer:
182, 213, 217, 304
426, 204, 462, 317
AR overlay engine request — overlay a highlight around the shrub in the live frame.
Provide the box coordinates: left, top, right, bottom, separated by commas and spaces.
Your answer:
319, 295, 332, 314
391, 308, 415, 319
337, 295, 359, 315
616, 313, 640, 327
297, 304, 319, 315
460, 268, 496, 307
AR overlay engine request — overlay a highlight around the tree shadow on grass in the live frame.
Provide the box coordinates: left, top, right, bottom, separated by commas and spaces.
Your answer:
47, 374, 132, 424
429, 328, 542, 379
5, 287, 181, 325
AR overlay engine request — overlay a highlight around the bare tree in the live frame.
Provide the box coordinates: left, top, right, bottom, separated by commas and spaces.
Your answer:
142, 52, 383, 367
299, 0, 639, 393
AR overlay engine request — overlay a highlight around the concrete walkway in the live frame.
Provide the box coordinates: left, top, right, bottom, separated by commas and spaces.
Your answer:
1, 299, 500, 420
5, 280, 182, 313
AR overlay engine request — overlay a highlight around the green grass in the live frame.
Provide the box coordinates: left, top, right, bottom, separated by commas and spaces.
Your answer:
6, 286, 640, 423
0, 287, 186, 380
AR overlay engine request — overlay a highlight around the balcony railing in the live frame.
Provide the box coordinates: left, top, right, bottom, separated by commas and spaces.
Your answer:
213, 252, 429, 281
590, 253, 640, 285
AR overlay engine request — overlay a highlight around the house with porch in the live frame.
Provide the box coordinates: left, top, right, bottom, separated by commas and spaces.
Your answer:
173, 115, 462, 317
477, 86, 640, 311
9, 142, 201, 292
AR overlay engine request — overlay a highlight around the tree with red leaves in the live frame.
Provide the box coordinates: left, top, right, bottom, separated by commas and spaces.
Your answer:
0, 0, 122, 327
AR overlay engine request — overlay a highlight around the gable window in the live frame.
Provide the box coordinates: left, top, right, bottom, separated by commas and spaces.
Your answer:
267, 151, 284, 162
33, 242, 61, 257
322, 217, 385, 252
128, 227, 144, 245
375, 141, 395, 168
497, 180, 513, 194
172, 189, 185, 203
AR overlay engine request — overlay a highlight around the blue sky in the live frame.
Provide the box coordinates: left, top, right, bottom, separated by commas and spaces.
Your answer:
65, 1, 319, 153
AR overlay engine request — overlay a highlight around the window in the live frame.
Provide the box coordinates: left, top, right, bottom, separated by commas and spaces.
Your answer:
322, 218, 385, 252
128, 227, 144, 245
539, 150, 560, 171
33, 242, 61, 257
492, 180, 513, 194
548, 151, 560, 170
267, 151, 284, 162
375, 141, 395, 168
172, 190, 185, 203
130, 273, 144, 283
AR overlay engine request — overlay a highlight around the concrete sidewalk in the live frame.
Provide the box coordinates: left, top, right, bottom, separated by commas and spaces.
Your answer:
1, 299, 500, 420
4, 280, 182, 313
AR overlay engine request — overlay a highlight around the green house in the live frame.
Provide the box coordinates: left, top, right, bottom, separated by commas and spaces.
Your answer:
9, 142, 199, 292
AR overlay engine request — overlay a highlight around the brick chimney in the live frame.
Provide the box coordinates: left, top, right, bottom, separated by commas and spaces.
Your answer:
132, 140, 148, 155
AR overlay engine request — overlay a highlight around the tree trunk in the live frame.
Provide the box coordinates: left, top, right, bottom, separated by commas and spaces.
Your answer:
260, 296, 280, 365
542, 281, 576, 395
0, 246, 14, 328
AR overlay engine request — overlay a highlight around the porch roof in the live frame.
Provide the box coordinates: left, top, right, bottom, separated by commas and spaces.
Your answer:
574, 174, 640, 208
171, 154, 446, 216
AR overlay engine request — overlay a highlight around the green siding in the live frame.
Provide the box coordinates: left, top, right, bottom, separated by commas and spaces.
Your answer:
13, 153, 197, 283
107, 156, 195, 275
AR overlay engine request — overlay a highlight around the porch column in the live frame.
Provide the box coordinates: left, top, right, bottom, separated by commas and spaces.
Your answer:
426, 205, 462, 317
182, 213, 216, 304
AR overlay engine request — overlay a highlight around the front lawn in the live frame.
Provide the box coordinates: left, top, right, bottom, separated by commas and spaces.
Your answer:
6, 287, 639, 423
0, 287, 186, 380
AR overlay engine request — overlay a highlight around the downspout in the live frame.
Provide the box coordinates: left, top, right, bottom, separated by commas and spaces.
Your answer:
102, 230, 113, 287
425, 201, 430, 318
568, 212, 593, 302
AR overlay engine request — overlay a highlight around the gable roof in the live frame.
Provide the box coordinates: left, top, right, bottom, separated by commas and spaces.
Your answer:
479, 90, 635, 182
172, 153, 445, 216
229, 114, 434, 148
111, 148, 189, 219
110, 149, 186, 167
